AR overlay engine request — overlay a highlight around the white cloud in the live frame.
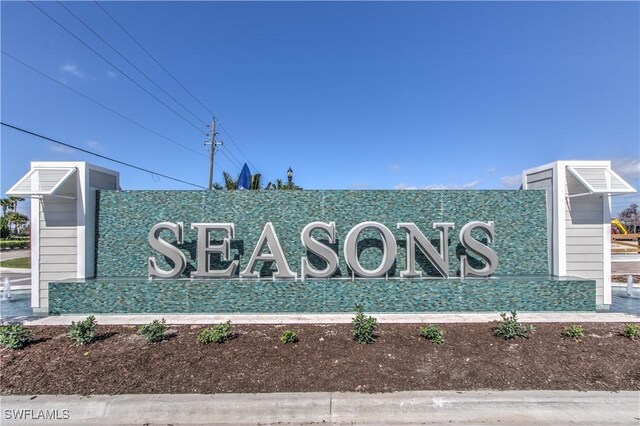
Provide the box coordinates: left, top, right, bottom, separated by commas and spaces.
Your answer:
612, 158, 640, 181
395, 180, 481, 190
86, 140, 103, 151
50, 145, 75, 154
460, 180, 480, 189
60, 62, 85, 78
500, 174, 521, 188
105, 70, 117, 78
350, 183, 370, 189
388, 164, 400, 173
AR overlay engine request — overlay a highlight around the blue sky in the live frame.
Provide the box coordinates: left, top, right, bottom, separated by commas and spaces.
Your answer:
2, 1, 638, 216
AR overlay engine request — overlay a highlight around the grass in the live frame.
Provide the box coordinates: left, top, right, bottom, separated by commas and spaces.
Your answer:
0, 257, 30, 269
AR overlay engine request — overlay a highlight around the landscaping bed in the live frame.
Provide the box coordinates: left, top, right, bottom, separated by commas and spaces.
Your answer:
1, 322, 638, 395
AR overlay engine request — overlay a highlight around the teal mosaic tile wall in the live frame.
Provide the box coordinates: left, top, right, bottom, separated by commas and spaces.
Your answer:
95, 190, 550, 278
49, 277, 596, 314
45, 189, 600, 314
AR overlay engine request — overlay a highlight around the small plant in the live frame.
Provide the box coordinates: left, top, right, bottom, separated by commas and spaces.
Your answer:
68, 315, 97, 345
562, 324, 585, 342
197, 320, 232, 344
0, 324, 31, 350
280, 330, 298, 345
351, 304, 378, 344
621, 323, 640, 340
138, 318, 166, 343
419, 325, 444, 345
492, 311, 535, 340
279, 329, 299, 344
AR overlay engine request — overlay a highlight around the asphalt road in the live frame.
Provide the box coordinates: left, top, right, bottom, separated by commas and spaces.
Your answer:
0, 271, 31, 285
0, 248, 30, 262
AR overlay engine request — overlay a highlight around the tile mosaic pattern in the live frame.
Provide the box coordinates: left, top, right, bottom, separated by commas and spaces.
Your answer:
47, 190, 595, 314
49, 277, 596, 314
95, 190, 550, 278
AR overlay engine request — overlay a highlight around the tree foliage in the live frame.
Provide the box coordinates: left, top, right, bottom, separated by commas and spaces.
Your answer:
265, 178, 302, 191
618, 203, 639, 231
0, 197, 28, 237
215, 171, 301, 191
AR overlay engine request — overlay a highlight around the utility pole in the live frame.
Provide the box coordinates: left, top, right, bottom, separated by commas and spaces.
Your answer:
205, 117, 222, 190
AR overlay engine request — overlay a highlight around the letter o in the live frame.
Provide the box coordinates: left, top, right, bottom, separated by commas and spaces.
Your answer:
343, 221, 397, 278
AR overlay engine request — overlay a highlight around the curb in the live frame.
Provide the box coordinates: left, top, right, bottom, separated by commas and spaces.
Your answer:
24, 312, 640, 326
1, 391, 638, 425
0, 268, 31, 274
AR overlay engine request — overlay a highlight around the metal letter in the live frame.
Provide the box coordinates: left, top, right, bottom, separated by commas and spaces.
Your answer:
148, 222, 186, 279
300, 221, 339, 280
190, 223, 239, 278
397, 222, 454, 278
459, 221, 499, 277
343, 221, 397, 278
240, 222, 296, 279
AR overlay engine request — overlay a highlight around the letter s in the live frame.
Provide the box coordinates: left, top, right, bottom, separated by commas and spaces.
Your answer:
148, 222, 187, 279
459, 221, 498, 278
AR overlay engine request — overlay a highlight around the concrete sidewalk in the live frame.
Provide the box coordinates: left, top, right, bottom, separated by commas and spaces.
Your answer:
24, 311, 640, 326
0, 267, 30, 274
1, 391, 638, 425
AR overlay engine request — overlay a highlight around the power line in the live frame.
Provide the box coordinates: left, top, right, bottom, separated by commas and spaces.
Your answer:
3, 51, 241, 175
219, 139, 244, 167
4, 50, 242, 181
93, 1, 259, 172
218, 122, 259, 171
1, 122, 207, 189
57, 1, 208, 128
219, 146, 243, 169
28, 1, 206, 135
94, 1, 215, 118
1, 51, 211, 162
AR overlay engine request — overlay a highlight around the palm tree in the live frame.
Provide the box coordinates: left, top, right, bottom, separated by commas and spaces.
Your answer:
1, 197, 28, 237
6, 212, 28, 235
217, 171, 264, 191
249, 173, 263, 190
1, 198, 12, 215
1, 196, 25, 215
222, 172, 237, 190
265, 178, 302, 190
9, 196, 24, 211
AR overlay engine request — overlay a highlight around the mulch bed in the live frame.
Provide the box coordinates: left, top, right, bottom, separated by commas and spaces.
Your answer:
1, 323, 639, 395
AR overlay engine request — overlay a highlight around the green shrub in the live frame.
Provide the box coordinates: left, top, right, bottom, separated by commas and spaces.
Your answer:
621, 323, 640, 340
351, 304, 378, 344
493, 311, 535, 340
0, 324, 31, 350
280, 330, 299, 344
0, 240, 29, 249
562, 324, 585, 341
197, 320, 232, 344
68, 315, 97, 345
7, 236, 30, 241
419, 325, 445, 345
138, 318, 166, 343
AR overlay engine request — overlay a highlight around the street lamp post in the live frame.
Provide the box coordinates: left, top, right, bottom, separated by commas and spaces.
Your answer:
287, 167, 293, 190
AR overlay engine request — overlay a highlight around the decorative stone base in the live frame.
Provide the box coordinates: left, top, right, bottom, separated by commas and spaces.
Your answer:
49, 277, 596, 314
